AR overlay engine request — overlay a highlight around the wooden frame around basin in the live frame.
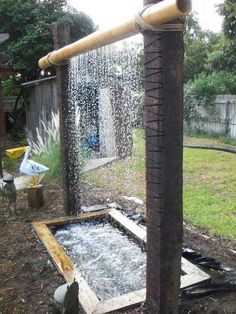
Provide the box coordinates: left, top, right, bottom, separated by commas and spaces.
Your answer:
33, 208, 210, 314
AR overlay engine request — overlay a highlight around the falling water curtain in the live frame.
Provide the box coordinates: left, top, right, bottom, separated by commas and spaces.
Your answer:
54, 25, 82, 214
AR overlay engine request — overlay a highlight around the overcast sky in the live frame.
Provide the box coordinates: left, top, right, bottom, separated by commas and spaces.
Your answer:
68, 0, 224, 33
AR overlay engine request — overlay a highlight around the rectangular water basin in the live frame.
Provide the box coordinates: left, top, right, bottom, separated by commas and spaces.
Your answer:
33, 208, 210, 314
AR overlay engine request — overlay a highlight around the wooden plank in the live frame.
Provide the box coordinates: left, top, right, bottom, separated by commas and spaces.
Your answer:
181, 274, 210, 289
109, 209, 209, 287
181, 257, 210, 288
34, 209, 109, 226
33, 221, 99, 314
33, 210, 210, 314
93, 289, 146, 314
109, 209, 146, 243
182, 257, 208, 277
75, 274, 100, 314
33, 222, 74, 282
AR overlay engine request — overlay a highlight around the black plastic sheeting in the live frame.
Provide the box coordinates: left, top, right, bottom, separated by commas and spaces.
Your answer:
180, 282, 236, 300
181, 245, 236, 300
121, 208, 236, 300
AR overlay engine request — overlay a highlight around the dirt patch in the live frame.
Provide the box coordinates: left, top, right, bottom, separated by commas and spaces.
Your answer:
0, 182, 235, 313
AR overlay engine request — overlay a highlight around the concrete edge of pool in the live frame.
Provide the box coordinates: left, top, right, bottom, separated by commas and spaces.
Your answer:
32, 207, 210, 314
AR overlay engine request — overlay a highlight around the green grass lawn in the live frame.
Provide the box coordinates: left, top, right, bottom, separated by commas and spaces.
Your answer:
184, 132, 236, 149
184, 148, 236, 240
86, 130, 236, 241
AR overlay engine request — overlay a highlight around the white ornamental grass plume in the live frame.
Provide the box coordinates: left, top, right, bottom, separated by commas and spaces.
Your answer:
29, 112, 60, 155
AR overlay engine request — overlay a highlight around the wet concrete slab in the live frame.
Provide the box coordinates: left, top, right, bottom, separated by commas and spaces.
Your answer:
83, 157, 117, 173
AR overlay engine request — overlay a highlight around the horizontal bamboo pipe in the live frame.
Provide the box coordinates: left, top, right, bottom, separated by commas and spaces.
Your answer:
38, 0, 192, 69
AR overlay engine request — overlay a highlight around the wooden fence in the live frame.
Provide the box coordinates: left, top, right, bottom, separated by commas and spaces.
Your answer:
22, 76, 58, 143
2, 96, 17, 112
186, 95, 236, 138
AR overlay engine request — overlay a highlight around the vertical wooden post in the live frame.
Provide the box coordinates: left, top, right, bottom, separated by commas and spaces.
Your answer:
0, 83, 5, 177
27, 185, 44, 208
0, 147, 3, 178
144, 0, 184, 312
53, 25, 81, 215
0, 82, 6, 138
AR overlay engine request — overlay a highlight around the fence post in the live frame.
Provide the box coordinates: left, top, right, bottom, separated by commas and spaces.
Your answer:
225, 100, 230, 136
144, 0, 184, 312
53, 25, 81, 215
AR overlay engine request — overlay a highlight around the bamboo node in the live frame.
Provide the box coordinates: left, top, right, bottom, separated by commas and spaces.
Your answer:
135, 4, 185, 33
46, 52, 68, 67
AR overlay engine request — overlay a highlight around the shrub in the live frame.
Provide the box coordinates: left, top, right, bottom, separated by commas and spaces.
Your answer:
184, 72, 236, 124
33, 141, 61, 182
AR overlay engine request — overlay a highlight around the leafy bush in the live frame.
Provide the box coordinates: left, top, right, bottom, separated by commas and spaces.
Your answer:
1, 77, 20, 96
184, 83, 203, 127
184, 72, 236, 124
2, 157, 19, 173
193, 72, 236, 97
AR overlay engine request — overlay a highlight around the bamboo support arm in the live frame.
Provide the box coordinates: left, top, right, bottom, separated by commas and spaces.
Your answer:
38, 0, 191, 69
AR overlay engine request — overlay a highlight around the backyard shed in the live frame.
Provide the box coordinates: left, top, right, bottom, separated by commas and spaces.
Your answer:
22, 76, 132, 157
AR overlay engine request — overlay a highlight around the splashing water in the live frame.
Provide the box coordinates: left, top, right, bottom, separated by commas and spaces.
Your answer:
54, 220, 146, 301
68, 36, 143, 159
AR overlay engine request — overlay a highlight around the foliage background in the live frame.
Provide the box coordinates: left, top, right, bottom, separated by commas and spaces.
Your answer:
184, 2, 236, 123
0, 0, 96, 82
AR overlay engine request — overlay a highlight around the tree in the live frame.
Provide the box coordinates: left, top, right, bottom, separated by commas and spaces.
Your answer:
184, 13, 219, 82
184, 2, 236, 127
219, 0, 236, 39
207, 1, 236, 74
206, 35, 236, 73
0, 0, 96, 82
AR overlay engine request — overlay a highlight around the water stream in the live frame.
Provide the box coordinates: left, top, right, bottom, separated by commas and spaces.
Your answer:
68, 36, 143, 159
56, 38, 146, 300
54, 220, 146, 301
